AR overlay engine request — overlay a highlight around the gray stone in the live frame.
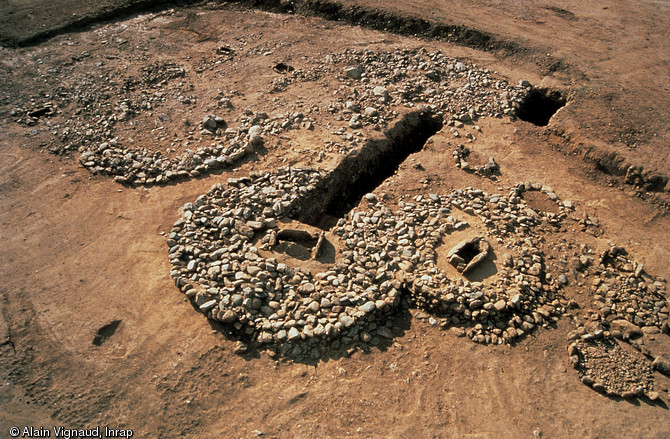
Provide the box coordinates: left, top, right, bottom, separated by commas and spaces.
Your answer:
450, 327, 466, 337
199, 300, 217, 312
372, 86, 388, 99
344, 66, 362, 79
249, 125, 262, 137
376, 327, 394, 339
288, 327, 301, 341
359, 301, 376, 313
340, 315, 355, 328
364, 107, 379, 116
652, 355, 670, 376
203, 115, 218, 131
275, 329, 288, 342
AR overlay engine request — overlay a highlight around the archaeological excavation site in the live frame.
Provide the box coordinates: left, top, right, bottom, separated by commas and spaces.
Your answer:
1, 1, 669, 437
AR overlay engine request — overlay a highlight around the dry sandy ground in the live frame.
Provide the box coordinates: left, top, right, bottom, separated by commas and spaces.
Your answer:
0, 1, 669, 438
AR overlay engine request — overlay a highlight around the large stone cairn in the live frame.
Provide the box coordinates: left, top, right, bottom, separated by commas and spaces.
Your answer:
167, 168, 569, 355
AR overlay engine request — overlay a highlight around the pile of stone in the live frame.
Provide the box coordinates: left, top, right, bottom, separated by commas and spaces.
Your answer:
586, 245, 669, 333
563, 243, 668, 398
328, 48, 529, 127
236, 109, 317, 138
167, 168, 399, 356
167, 167, 577, 355
565, 244, 668, 334
568, 335, 656, 399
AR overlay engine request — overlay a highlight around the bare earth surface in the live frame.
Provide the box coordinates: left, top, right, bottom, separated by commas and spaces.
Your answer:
1, 1, 669, 438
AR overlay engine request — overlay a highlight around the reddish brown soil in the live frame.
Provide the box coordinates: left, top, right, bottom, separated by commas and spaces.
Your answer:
1, 2, 669, 438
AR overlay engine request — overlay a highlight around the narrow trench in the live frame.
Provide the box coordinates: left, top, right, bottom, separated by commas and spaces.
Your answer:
295, 110, 443, 228
516, 88, 566, 126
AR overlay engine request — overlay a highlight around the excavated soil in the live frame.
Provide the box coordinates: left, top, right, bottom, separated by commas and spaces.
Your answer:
1, 1, 670, 438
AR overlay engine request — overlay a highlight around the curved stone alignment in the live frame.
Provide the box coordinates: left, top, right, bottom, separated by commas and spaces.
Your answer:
39, 45, 538, 188
167, 158, 577, 355
79, 137, 254, 186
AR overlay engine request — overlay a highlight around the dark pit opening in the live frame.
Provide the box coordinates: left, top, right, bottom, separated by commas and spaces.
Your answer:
455, 242, 480, 264
273, 62, 295, 73
516, 88, 566, 126
28, 106, 53, 118
276, 229, 316, 245
92, 319, 121, 346
295, 110, 443, 227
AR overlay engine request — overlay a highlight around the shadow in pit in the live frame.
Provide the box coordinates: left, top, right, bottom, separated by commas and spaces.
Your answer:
203, 296, 414, 365
463, 251, 498, 283
515, 87, 566, 127
271, 238, 336, 264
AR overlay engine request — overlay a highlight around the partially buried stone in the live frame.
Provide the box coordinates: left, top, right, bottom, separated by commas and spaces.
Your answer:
446, 237, 490, 274
344, 66, 362, 79
373, 86, 388, 100
203, 115, 218, 131
450, 327, 465, 337
248, 125, 263, 146
233, 341, 248, 354
220, 310, 237, 323
652, 355, 670, 376
581, 376, 594, 386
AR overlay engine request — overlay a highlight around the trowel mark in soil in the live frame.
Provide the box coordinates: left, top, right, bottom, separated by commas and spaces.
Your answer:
296, 110, 443, 228
516, 87, 566, 126
92, 320, 122, 346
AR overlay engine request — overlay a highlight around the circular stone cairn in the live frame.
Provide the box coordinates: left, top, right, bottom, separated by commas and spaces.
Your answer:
569, 335, 655, 398
167, 168, 570, 356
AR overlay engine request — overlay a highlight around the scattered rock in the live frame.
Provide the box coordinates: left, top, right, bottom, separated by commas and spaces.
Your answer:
652, 355, 670, 376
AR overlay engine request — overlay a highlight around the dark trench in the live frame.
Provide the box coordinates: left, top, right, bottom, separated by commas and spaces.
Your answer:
295, 110, 443, 228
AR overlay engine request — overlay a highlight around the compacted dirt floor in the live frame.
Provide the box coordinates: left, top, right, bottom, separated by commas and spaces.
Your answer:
1, 1, 669, 438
